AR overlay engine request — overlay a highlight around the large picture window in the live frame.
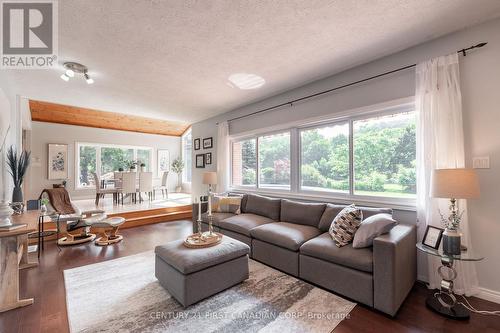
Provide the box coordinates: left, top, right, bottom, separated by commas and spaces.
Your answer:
232, 138, 256, 187
353, 112, 416, 197
76, 143, 153, 189
258, 132, 290, 189
300, 123, 349, 193
230, 102, 416, 204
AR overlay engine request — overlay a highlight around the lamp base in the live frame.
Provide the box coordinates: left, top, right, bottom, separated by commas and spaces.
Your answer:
426, 295, 469, 320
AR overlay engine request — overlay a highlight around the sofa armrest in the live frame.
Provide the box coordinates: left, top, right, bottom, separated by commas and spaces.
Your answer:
373, 224, 416, 316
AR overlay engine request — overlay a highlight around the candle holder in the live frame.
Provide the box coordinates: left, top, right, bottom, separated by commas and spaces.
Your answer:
196, 203, 202, 234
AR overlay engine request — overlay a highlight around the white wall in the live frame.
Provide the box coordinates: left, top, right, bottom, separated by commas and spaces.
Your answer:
191, 18, 500, 301
27, 122, 181, 200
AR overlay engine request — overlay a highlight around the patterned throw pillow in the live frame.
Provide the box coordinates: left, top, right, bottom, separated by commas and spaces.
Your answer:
211, 195, 242, 214
329, 204, 363, 247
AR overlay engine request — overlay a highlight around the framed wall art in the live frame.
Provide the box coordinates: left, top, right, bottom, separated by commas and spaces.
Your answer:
48, 143, 68, 180
157, 149, 170, 177
205, 152, 212, 165
203, 137, 213, 149
194, 138, 201, 150
195, 154, 205, 168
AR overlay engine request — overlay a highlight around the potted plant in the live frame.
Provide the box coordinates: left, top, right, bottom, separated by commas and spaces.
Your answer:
171, 157, 184, 193
128, 160, 138, 171
118, 167, 124, 172
40, 198, 49, 214
6, 146, 31, 203
140, 162, 146, 173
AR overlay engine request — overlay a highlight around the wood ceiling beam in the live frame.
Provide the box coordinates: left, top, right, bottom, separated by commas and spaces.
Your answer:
29, 100, 190, 137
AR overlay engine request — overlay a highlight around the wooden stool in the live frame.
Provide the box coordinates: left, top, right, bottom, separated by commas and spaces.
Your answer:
92, 217, 125, 246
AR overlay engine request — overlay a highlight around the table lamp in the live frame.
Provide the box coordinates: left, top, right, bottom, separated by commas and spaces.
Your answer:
430, 168, 480, 254
202, 171, 217, 196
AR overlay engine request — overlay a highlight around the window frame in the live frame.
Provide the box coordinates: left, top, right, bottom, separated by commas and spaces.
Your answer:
181, 127, 192, 184
75, 142, 154, 190
229, 99, 416, 209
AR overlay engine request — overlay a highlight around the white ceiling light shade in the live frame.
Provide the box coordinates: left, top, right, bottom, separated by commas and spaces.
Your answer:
60, 62, 95, 84
228, 73, 265, 90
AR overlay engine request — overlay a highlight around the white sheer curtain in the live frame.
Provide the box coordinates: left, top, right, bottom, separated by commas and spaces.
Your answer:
416, 53, 478, 295
216, 121, 230, 193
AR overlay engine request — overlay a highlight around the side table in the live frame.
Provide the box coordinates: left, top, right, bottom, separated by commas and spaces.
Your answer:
27, 213, 57, 257
416, 242, 483, 319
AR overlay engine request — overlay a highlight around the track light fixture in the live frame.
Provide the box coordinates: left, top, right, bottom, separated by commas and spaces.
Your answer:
60, 62, 94, 84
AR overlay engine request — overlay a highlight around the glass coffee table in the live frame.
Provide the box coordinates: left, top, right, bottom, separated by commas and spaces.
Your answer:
416, 243, 484, 319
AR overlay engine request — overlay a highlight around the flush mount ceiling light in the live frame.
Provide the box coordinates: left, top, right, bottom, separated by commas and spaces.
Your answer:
227, 73, 265, 90
60, 62, 94, 84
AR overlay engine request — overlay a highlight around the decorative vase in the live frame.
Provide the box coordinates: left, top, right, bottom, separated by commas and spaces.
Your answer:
12, 186, 23, 203
140, 166, 146, 172
442, 228, 461, 255
41, 204, 47, 214
0, 200, 14, 227
175, 186, 182, 193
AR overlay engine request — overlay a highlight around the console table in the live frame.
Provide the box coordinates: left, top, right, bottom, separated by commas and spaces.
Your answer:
0, 224, 37, 312
417, 242, 483, 319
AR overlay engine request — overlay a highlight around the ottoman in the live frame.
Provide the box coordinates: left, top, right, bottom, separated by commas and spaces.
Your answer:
155, 236, 250, 307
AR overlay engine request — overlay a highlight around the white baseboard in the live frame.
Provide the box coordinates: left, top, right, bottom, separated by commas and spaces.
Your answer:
476, 287, 500, 304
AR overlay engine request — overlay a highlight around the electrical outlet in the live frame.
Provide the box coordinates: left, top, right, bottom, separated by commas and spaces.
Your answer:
473, 156, 490, 169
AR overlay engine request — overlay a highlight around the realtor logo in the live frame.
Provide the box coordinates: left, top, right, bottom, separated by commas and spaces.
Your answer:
1, 0, 58, 68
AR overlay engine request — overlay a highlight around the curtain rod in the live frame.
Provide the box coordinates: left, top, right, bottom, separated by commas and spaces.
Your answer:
218, 42, 487, 125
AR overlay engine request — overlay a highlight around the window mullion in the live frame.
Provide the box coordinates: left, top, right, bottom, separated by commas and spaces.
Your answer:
349, 120, 354, 196
255, 137, 260, 189
290, 128, 299, 193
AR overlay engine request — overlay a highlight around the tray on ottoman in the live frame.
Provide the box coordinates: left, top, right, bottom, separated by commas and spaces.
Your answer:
155, 236, 250, 307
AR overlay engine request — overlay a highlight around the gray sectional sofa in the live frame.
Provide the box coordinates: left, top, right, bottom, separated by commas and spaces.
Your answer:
192, 193, 416, 316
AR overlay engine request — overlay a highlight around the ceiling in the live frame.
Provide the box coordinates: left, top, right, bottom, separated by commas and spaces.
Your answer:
4, 0, 500, 125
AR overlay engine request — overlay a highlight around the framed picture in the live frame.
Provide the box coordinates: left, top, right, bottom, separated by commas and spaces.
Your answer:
205, 152, 212, 165
422, 225, 444, 249
194, 138, 201, 150
203, 137, 213, 149
157, 149, 170, 177
48, 144, 68, 180
195, 154, 205, 168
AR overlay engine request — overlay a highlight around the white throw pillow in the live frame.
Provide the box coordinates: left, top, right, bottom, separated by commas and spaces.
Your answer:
352, 213, 397, 248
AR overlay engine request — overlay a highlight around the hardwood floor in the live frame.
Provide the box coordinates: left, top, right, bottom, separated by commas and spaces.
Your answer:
1, 219, 499, 333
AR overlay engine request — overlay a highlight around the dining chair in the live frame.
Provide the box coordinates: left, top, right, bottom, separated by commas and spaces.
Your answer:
120, 172, 137, 204
154, 171, 169, 199
113, 171, 123, 190
138, 172, 153, 202
92, 172, 119, 205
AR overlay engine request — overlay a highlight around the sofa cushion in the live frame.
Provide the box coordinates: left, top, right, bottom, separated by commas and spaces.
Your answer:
250, 222, 322, 251
201, 212, 235, 226
318, 204, 346, 232
300, 233, 373, 273
280, 199, 326, 227
244, 194, 281, 221
218, 213, 275, 236
318, 204, 393, 232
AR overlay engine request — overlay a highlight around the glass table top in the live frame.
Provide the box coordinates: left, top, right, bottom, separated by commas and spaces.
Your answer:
416, 243, 484, 262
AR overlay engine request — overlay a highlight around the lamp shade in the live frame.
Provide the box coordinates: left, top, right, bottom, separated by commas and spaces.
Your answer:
430, 168, 480, 199
202, 171, 217, 185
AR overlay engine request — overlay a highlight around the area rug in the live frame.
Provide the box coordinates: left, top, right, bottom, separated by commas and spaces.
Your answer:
64, 251, 355, 333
